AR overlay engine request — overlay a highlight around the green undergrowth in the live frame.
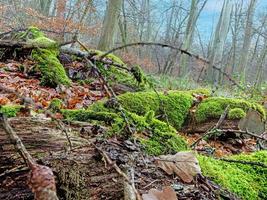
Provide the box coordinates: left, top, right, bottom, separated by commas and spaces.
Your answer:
198, 151, 267, 200
99, 89, 209, 129
0, 105, 22, 117
20, 27, 71, 87
196, 97, 266, 122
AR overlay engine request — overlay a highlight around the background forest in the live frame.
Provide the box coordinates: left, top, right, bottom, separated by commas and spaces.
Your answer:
1, 0, 266, 96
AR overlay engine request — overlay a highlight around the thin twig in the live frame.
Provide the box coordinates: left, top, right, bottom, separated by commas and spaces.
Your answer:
95, 146, 142, 200
0, 165, 28, 178
217, 129, 267, 141
218, 158, 267, 168
191, 106, 230, 148
0, 113, 35, 167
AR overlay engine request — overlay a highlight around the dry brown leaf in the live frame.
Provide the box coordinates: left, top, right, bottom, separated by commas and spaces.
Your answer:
0, 97, 10, 105
142, 186, 177, 200
155, 151, 201, 183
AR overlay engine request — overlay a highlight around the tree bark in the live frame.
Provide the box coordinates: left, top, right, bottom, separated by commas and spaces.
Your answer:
0, 117, 124, 200
237, 0, 257, 81
97, 0, 123, 51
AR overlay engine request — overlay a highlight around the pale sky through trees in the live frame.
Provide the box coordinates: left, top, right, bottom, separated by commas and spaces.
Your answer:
198, 0, 267, 40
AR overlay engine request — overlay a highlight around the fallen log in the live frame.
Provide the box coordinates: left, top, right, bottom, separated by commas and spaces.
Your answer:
0, 117, 223, 200
0, 117, 124, 200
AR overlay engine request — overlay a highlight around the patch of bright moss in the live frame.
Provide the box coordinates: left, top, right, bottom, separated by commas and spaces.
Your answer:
49, 98, 63, 112
124, 111, 188, 155
198, 151, 267, 200
0, 105, 22, 117
115, 91, 193, 129
141, 118, 188, 155
195, 97, 266, 122
61, 108, 188, 155
21, 27, 71, 87
228, 108, 246, 120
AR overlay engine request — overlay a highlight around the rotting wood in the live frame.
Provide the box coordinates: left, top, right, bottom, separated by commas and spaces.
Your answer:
0, 114, 59, 200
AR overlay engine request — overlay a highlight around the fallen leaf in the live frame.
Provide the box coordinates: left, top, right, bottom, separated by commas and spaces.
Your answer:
0, 97, 10, 105
142, 186, 177, 200
155, 151, 201, 183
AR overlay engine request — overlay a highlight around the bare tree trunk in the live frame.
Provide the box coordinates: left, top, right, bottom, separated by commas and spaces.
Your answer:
237, 0, 257, 81
97, 0, 123, 51
206, 0, 232, 84
179, 0, 207, 77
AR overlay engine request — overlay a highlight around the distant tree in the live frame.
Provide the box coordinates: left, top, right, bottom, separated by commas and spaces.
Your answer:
98, 0, 123, 51
237, 0, 258, 81
206, 0, 232, 84
179, 0, 207, 77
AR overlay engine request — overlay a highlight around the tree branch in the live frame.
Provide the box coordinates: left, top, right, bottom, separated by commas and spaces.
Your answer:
99, 42, 244, 90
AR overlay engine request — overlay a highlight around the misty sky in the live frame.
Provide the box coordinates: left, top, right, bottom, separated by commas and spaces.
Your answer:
198, 0, 267, 41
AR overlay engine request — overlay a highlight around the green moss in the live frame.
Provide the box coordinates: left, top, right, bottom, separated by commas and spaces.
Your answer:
49, 98, 63, 112
116, 91, 193, 129
228, 108, 246, 119
87, 91, 194, 130
21, 27, 71, 87
118, 92, 160, 115
88, 49, 149, 90
125, 111, 188, 155
141, 118, 188, 155
61, 107, 188, 155
198, 151, 267, 200
0, 105, 22, 117
195, 97, 266, 122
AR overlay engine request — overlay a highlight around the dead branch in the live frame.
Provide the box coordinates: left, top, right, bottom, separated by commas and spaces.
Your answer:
98, 42, 244, 90
218, 158, 267, 168
217, 129, 267, 141
0, 39, 75, 49
0, 113, 35, 167
75, 39, 135, 135
191, 106, 230, 148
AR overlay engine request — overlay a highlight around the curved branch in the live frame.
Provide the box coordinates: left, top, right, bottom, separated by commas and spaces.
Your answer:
99, 42, 244, 90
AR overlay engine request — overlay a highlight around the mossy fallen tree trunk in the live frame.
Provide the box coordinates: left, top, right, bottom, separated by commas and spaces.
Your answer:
0, 27, 151, 91
0, 27, 71, 87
